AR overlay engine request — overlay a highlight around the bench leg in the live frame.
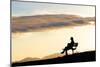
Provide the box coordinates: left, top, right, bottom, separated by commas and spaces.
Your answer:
65, 51, 68, 56
72, 50, 74, 54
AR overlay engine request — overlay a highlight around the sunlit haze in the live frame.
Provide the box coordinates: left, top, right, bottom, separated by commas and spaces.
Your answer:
12, 24, 95, 62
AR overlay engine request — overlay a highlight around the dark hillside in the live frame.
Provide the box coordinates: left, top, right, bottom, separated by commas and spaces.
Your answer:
12, 51, 96, 67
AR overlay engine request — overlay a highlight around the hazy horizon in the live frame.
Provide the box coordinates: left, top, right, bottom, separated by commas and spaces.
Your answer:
12, 24, 95, 62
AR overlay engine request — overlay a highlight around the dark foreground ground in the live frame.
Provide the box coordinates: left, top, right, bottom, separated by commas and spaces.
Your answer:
12, 51, 96, 67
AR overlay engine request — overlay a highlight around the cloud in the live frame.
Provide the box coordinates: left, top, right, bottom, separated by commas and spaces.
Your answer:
12, 14, 95, 32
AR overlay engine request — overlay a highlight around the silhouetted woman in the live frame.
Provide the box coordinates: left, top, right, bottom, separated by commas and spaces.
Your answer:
61, 37, 77, 55
68, 37, 75, 48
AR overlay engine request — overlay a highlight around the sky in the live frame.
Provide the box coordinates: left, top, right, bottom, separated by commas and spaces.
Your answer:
12, 24, 95, 62
12, 1, 95, 62
12, 1, 95, 17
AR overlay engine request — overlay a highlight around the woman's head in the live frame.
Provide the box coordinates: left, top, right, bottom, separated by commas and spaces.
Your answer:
70, 37, 74, 40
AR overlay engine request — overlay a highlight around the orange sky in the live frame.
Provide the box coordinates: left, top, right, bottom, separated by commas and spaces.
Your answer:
12, 24, 95, 62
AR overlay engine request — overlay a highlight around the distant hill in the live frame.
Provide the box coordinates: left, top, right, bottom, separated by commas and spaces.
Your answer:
42, 53, 64, 60
12, 51, 96, 67
17, 57, 40, 63
11, 14, 95, 32
14, 53, 64, 63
